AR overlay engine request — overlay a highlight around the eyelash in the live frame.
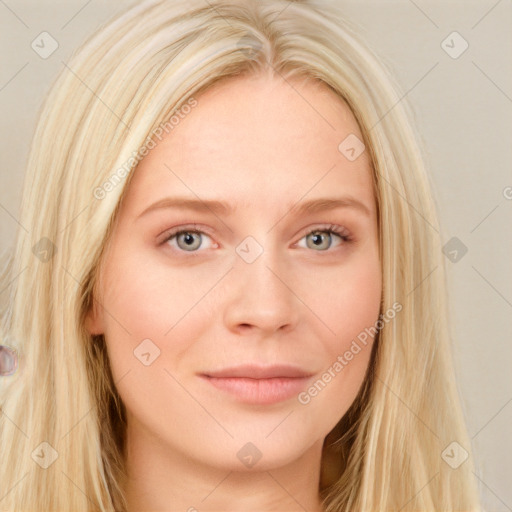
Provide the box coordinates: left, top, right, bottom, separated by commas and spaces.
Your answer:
160, 223, 353, 255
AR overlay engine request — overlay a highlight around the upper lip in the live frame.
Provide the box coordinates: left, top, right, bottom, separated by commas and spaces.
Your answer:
201, 364, 314, 379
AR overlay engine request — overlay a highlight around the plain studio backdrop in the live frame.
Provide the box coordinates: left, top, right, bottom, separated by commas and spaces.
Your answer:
0, 0, 511, 510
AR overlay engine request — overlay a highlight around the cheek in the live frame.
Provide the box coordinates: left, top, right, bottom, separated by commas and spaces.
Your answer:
305, 250, 381, 391
97, 250, 216, 430
307, 248, 382, 348
98, 246, 214, 376
102, 236, 216, 326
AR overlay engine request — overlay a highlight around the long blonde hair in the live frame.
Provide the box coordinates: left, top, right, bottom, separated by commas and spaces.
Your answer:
0, 0, 482, 510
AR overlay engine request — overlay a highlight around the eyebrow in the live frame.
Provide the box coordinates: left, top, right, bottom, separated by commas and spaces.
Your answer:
137, 195, 372, 219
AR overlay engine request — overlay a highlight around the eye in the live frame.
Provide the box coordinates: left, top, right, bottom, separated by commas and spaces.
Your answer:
160, 223, 353, 255
161, 225, 215, 253
296, 224, 352, 252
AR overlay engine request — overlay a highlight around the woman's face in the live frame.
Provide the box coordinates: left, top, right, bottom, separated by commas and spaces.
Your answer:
86, 74, 381, 473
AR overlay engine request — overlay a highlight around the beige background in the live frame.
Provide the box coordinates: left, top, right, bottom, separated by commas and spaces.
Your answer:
1, 0, 511, 509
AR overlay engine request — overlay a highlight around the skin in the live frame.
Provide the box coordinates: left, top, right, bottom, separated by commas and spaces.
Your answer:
86, 72, 382, 512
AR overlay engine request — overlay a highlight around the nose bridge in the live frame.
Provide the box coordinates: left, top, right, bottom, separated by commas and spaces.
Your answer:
225, 234, 299, 332
236, 234, 286, 297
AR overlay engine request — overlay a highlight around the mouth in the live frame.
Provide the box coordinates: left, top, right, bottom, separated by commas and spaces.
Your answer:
199, 364, 315, 405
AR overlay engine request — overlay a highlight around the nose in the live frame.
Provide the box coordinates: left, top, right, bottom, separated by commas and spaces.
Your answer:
223, 243, 300, 336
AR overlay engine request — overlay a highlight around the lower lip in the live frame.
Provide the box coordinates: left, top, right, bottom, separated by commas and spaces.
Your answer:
200, 375, 312, 405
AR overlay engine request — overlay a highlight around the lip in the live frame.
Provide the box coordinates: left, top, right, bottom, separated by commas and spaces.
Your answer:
199, 364, 315, 405
202, 363, 314, 379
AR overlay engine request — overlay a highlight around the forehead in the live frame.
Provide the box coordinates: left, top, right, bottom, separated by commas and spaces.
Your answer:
121, 74, 375, 217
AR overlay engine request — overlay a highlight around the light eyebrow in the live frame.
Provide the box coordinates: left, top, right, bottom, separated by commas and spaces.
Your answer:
137, 197, 231, 218
137, 195, 372, 219
290, 197, 372, 217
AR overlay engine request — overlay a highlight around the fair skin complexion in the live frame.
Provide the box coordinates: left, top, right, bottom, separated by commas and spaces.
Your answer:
86, 73, 382, 512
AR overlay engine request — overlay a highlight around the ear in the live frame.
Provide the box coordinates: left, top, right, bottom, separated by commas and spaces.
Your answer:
84, 298, 105, 336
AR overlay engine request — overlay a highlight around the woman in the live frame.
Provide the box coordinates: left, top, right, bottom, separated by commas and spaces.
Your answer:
0, 0, 482, 510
